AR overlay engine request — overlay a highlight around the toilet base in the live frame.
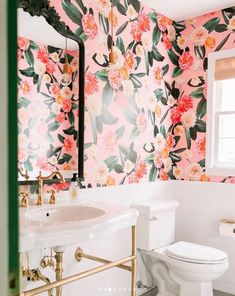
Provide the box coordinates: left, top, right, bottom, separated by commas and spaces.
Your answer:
170, 271, 213, 296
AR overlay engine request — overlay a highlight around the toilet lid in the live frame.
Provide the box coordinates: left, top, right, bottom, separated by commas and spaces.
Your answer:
165, 241, 228, 264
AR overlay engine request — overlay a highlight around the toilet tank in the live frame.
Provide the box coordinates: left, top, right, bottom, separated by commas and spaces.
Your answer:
131, 199, 179, 250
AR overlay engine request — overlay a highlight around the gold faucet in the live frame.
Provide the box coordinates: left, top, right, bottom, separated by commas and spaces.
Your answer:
20, 192, 29, 207
37, 171, 65, 206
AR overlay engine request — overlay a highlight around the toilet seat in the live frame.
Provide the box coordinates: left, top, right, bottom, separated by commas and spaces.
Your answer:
165, 241, 228, 264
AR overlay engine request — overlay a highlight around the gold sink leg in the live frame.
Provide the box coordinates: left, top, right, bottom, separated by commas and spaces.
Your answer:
131, 225, 137, 296
55, 251, 64, 296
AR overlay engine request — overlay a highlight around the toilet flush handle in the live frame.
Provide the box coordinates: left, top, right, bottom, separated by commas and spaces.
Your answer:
149, 216, 158, 222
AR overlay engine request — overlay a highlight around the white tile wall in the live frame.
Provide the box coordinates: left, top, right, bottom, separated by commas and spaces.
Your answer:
23, 180, 235, 295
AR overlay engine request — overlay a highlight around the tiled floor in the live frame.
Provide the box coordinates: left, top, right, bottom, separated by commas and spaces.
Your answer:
141, 289, 233, 296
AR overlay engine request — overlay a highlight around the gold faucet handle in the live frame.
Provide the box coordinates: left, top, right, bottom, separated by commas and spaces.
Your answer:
49, 189, 56, 204
20, 192, 29, 208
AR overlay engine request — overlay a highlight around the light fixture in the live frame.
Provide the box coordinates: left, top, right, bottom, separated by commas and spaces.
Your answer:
61, 38, 72, 86
108, 2, 115, 65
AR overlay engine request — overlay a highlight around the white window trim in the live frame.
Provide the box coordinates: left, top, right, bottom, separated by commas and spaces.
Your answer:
206, 48, 235, 176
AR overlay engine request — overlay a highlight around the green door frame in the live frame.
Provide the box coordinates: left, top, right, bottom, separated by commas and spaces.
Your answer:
8, 0, 19, 294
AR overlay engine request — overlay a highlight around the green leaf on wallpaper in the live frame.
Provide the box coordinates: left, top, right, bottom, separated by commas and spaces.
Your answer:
74, 27, 83, 38
127, 40, 135, 51
196, 98, 207, 119
96, 69, 108, 81
168, 50, 179, 66
160, 109, 169, 124
190, 126, 197, 140
154, 125, 159, 137
68, 111, 75, 125
79, 32, 88, 42
102, 109, 118, 124
173, 21, 186, 32
148, 51, 153, 67
185, 128, 191, 149
25, 48, 34, 66
190, 87, 203, 98
152, 24, 161, 46
46, 113, 56, 124
102, 82, 113, 107
145, 154, 154, 164
162, 64, 169, 76
62, 0, 82, 25
116, 2, 126, 15
114, 164, 124, 174
194, 45, 205, 60
222, 10, 229, 25
215, 33, 231, 51
154, 88, 164, 100
116, 126, 125, 139
149, 164, 157, 182
116, 21, 129, 36
48, 122, 60, 132
23, 128, 29, 137
203, 17, 220, 33
33, 74, 38, 85
58, 158, 65, 165
152, 47, 164, 62
169, 152, 181, 163
63, 126, 75, 135
19, 67, 35, 77
128, 147, 137, 163
98, 13, 109, 35
96, 116, 103, 133
135, 56, 141, 69
29, 40, 39, 50
160, 125, 166, 138
215, 24, 228, 33
130, 74, 142, 88
129, 126, 140, 140
129, 0, 141, 13
148, 12, 158, 23
123, 108, 136, 125
37, 76, 43, 93
172, 40, 183, 55
75, 0, 87, 14
144, 52, 149, 75
84, 143, 93, 149
173, 135, 180, 147
18, 96, 31, 108
116, 37, 125, 54
198, 159, 205, 167
58, 134, 65, 143
195, 119, 206, 132
63, 153, 72, 163
104, 156, 118, 171
172, 148, 186, 154
119, 145, 129, 157
91, 119, 97, 144
172, 67, 183, 78
24, 159, 33, 172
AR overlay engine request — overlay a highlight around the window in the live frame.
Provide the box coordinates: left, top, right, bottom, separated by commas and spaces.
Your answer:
206, 49, 235, 175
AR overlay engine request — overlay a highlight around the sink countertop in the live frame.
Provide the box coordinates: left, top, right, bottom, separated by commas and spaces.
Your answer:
19, 200, 139, 252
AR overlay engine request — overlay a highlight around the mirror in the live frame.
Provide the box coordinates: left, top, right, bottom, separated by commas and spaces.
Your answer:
17, 3, 85, 184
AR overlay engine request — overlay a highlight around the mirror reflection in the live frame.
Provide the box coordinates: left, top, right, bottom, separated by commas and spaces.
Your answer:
17, 10, 79, 183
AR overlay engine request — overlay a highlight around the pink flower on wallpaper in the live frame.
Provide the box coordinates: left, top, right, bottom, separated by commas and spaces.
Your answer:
179, 52, 193, 70
138, 13, 150, 32
197, 137, 206, 156
45, 60, 56, 74
103, 131, 117, 151
85, 72, 99, 95
136, 112, 147, 132
159, 170, 169, 180
50, 83, 60, 96
170, 107, 182, 124
36, 156, 51, 171
130, 22, 142, 42
52, 182, 70, 191
153, 152, 163, 168
162, 33, 172, 50
18, 37, 30, 51
108, 67, 122, 89
166, 134, 175, 149
124, 50, 136, 71
178, 95, 193, 113
82, 13, 98, 39
64, 137, 75, 152
135, 161, 147, 180
20, 80, 31, 95
128, 173, 139, 184
62, 99, 72, 113
61, 86, 72, 99
204, 36, 216, 49
37, 48, 49, 63
18, 49, 22, 61
18, 149, 28, 162
157, 14, 173, 32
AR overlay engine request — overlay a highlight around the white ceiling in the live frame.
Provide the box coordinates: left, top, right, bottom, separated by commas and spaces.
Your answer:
18, 10, 78, 50
140, 0, 235, 21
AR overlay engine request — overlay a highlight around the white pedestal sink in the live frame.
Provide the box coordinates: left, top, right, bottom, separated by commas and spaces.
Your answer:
20, 201, 138, 252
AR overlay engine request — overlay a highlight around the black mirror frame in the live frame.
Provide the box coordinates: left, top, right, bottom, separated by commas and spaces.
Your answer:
17, 0, 85, 180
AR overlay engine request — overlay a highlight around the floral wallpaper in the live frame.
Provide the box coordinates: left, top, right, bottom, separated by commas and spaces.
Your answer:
18, 37, 79, 178
18, 0, 235, 187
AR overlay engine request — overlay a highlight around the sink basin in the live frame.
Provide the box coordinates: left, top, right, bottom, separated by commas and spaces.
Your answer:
20, 201, 138, 252
25, 205, 105, 224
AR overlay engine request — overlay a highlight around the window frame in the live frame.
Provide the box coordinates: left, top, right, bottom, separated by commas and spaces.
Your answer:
206, 48, 235, 176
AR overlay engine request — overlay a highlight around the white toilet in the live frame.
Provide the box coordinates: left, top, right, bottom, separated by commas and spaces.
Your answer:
131, 200, 229, 296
